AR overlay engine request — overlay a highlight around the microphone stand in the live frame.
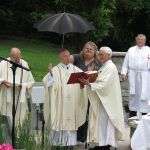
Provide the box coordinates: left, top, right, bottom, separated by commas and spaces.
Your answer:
0, 57, 30, 148
40, 104, 45, 147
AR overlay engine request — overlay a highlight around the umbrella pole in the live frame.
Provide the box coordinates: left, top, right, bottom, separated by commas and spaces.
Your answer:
61, 34, 65, 48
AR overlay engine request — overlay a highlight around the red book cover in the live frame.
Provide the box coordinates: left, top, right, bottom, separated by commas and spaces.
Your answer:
67, 71, 98, 84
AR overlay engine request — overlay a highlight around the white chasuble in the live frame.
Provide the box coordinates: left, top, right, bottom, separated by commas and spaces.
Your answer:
87, 60, 125, 148
0, 58, 35, 125
43, 63, 88, 146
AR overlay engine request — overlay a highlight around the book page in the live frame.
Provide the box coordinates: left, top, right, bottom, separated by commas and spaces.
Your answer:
85, 70, 98, 74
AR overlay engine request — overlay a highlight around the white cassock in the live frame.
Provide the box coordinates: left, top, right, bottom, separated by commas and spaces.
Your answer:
0, 58, 35, 125
43, 63, 88, 146
121, 45, 150, 113
87, 60, 125, 148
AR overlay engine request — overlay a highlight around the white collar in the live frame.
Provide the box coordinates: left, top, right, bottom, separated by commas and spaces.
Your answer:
60, 63, 71, 69
103, 59, 112, 65
100, 60, 112, 69
7, 57, 22, 64
136, 45, 145, 49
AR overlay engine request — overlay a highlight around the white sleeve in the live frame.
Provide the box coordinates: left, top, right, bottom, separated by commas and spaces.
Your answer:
0, 78, 4, 84
47, 73, 54, 87
90, 69, 114, 91
0, 62, 4, 84
121, 51, 129, 75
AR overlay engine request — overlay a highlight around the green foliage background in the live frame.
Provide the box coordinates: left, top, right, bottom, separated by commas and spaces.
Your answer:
0, 0, 150, 50
0, 38, 59, 81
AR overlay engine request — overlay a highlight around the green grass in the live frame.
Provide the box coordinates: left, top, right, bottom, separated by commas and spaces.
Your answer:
0, 38, 60, 81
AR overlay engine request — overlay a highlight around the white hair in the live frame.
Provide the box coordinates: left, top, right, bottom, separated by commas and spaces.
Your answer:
136, 34, 146, 41
99, 46, 112, 57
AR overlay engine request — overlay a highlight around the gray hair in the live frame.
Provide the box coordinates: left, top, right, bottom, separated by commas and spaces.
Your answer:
99, 46, 112, 57
135, 34, 146, 41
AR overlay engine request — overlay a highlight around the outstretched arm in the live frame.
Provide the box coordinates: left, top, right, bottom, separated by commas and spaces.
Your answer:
121, 51, 129, 81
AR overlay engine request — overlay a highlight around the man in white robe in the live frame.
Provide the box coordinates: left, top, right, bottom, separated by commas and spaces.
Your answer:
0, 48, 35, 126
43, 48, 88, 148
121, 34, 150, 118
80, 47, 125, 150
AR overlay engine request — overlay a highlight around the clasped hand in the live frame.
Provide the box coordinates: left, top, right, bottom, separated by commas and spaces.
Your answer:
78, 77, 90, 86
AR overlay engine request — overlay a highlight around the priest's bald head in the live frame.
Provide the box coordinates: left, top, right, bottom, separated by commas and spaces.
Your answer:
10, 47, 22, 63
58, 48, 70, 65
98, 46, 112, 64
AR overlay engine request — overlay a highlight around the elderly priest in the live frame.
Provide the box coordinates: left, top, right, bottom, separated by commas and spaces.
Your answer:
43, 48, 88, 148
80, 47, 125, 150
0, 47, 35, 126
121, 34, 150, 118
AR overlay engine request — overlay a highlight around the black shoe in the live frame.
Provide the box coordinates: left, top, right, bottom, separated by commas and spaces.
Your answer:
89, 145, 110, 150
88, 147, 96, 150
100, 145, 110, 150
89, 146, 101, 150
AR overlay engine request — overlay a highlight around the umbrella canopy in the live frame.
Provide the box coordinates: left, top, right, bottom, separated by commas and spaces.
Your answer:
35, 12, 95, 47
35, 12, 95, 34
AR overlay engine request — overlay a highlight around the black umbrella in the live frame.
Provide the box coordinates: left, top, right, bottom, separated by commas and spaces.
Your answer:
34, 12, 95, 48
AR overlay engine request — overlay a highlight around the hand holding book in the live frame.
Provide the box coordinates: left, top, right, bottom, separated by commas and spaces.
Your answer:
67, 70, 98, 88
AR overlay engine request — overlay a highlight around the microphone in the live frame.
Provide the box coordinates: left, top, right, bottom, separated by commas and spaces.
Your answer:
0, 57, 30, 71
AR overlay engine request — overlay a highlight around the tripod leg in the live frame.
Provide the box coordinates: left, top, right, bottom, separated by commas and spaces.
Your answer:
36, 109, 39, 133
41, 121, 45, 146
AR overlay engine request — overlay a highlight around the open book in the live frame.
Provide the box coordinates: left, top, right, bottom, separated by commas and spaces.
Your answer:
67, 70, 98, 84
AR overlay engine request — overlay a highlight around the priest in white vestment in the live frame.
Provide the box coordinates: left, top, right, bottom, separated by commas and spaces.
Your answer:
0, 48, 35, 126
121, 34, 150, 118
79, 47, 125, 150
43, 48, 88, 147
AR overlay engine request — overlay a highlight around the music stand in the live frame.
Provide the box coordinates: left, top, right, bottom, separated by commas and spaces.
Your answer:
31, 84, 45, 146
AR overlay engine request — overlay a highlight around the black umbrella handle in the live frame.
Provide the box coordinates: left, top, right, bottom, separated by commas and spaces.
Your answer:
61, 34, 65, 48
